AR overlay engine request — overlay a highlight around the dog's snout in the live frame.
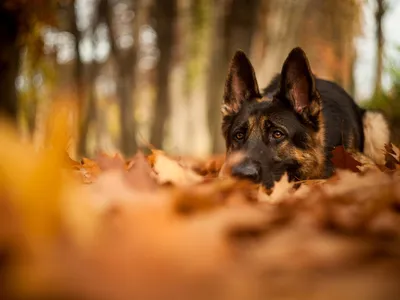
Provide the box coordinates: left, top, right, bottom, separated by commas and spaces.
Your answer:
231, 160, 261, 183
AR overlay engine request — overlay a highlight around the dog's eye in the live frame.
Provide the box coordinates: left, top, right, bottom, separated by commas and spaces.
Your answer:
234, 131, 245, 140
272, 130, 284, 139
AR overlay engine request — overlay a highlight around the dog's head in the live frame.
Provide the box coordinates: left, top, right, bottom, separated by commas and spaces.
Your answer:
222, 47, 325, 188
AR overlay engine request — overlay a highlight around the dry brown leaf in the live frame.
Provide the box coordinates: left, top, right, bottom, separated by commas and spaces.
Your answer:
150, 150, 203, 186
79, 157, 102, 183
97, 152, 126, 171
4, 113, 400, 300
347, 150, 381, 172
65, 153, 81, 169
176, 154, 226, 177
331, 146, 362, 172
258, 173, 294, 203
384, 143, 400, 170
125, 151, 158, 192
171, 178, 259, 215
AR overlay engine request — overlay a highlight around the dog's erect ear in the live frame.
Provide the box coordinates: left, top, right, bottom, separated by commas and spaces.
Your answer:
279, 47, 320, 118
222, 50, 261, 116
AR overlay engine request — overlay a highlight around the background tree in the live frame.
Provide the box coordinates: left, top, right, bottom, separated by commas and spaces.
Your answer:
149, 0, 177, 149
374, 0, 387, 96
77, 0, 106, 157
0, 3, 20, 122
106, 0, 141, 157
4, 0, 398, 157
206, 0, 261, 154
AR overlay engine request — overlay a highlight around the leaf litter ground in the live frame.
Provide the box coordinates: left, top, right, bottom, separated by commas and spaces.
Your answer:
2, 110, 400, 299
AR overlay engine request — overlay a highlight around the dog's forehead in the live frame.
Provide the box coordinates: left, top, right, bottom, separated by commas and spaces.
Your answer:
255, 93, 274, 103
231, 96, 300, 130
248, 97, 283, 116
245, 98, 304, 127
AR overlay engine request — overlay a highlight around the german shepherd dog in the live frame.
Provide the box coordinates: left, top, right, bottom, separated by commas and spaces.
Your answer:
222, 47, 390, 188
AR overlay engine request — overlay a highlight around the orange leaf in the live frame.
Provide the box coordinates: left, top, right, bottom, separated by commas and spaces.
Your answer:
79, 158, 102, 183
125, 152, 158, 192
384, 144, 400, 170
331, 146, 362, 173
97, 152, 126, 171
149, 150, 203, 186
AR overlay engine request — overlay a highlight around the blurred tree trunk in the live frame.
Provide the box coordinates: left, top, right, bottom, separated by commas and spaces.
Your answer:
67, 0, 87, 157
26, 90, 38, 135
298, 0, 360, 94
77, 0, 107, 157
256, 0, 310, 86
78, 51, 100, 157
106, 0, 141, 157
182, 0, 211, 155
206, 0, 261, 154
374, 0, 386, 96
90, 62, 100, 150
250, 0, 269, 68
0, 4, 21, 123
77, 61, 98, 157
150, 0, 177, 149
69, 0, 84, 100
252, 0, 359, 94
206, 0, 229, 154
168, 1, 190, 154
227, 0, 260, 54
22, 49, 39, 136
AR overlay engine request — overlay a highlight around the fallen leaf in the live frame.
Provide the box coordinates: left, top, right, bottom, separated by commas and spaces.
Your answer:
384, 144, 400, 170
65, 152, 80, 169
347, 150, 381, 172
177, 154, 226, 178
125, 151, 158, 191
0, 106, 72, 248
258, 173, 294, 203
4, 104, 400, 300
97, 152, 126, 171
79, 157, 102, 183
331, 145, 362, 173
150, 150, 203, 186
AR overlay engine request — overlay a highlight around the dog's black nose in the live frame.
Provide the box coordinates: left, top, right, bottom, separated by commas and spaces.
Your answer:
231, 161, 261, 183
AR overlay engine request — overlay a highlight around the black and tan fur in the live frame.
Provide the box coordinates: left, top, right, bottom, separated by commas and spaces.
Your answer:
222, 47, 390, 188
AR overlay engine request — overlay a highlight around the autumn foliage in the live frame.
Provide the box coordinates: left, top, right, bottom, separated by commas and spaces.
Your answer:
2, 105, 400, 300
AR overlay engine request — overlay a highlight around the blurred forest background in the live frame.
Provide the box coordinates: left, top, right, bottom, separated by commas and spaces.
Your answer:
1, 0, 400, 159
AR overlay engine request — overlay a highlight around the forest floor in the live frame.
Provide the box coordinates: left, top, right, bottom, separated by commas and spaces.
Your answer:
2, 105, 400, 300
